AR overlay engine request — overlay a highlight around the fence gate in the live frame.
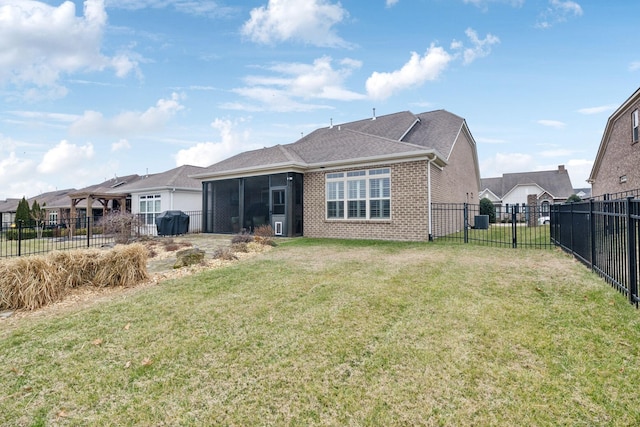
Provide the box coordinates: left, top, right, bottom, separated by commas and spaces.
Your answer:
432, 203, 552, 249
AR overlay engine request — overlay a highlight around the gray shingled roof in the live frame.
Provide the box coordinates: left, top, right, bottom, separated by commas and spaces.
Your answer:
112, 165, 204, 192
196, 109, 466, 178
69, 174, 143, 197
481, 167, 574, 199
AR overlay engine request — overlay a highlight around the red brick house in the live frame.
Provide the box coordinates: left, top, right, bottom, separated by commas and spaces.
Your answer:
588, 87, 640, 197
193, 110, 481, 241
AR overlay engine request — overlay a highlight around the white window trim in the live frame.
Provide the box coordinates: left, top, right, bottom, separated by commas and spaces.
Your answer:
325, 168, 391, 220
633, 110, 639, 143
139, 194, 162, 226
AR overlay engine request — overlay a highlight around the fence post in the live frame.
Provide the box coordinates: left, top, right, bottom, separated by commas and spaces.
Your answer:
463, 203, 469, 244
511, 205, 517, 248
17, 220, 23, 257
626, 197, 637, 306
590, 199, 596, 271
87, 216, 91, 248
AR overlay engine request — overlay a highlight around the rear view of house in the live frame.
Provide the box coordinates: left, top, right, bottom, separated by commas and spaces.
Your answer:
193, 110, 481, 241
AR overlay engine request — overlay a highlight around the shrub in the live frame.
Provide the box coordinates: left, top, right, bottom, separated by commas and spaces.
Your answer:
99, 211, 143, 244
254, 224, 276, 246
212, 247, 238, 261
231, 242, 249, 253
231, 231, 254, 244
479, 198, 497, 224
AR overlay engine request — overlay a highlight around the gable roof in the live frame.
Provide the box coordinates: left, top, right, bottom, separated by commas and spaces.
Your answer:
194, 109, 468, 180
68, 174, 143, 199
111, 165, 205, 193
481, 166, 574, 199
589, 87, 640, 183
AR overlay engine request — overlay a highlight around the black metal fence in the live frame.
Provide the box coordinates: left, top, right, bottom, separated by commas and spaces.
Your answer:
0, 210, 203, 259
551, 197, 640, 306
432, 203, 552, 249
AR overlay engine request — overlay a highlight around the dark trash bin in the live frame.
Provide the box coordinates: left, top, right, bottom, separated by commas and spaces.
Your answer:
155, 210, 190, 236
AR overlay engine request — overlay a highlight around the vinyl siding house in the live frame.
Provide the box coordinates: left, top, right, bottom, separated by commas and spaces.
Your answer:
479, 165, 574, 220
193, 110, 481, 241
113, 165, 205, 235
588, 87, 640, 197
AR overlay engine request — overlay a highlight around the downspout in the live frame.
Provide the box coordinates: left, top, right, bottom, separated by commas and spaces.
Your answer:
170, 188, 175, 210
427, 154, 436, 241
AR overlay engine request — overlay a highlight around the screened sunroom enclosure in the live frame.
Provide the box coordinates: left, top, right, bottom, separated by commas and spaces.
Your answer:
202, 172, 303, 236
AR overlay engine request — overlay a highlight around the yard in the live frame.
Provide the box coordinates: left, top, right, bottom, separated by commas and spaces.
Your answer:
1, 238, 640, 426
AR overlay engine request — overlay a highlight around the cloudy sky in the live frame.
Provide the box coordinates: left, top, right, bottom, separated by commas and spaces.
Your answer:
1, 0, 638, 199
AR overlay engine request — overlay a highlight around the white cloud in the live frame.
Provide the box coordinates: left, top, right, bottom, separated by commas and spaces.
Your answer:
226, 56, 364, 112
107, 0, 237, 18
36, 140, 95, 174
577, 105, 617, 115
463, 0, 525, 10
0, 0, 140, 97
70, 93, 185, 136
630, 61, 640, 72
366, 28, 497, 100
386, 0, 399, 7
452, 28, 500, 65
565, 158, 593, 186
112, 139, 131, 152
536, 0, 583, 28
241, 0, 351, 48
537, 119, 566, 129
480, 152, 534, 178
175, 118, 257, 167
366, 44, 452, 100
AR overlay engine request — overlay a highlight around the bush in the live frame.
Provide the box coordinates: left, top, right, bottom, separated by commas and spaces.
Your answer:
479, 198, 497, 223
231, 231, 254, 244
212, 247, 238, 261
99, 211, 143, 244
254, 224, 276, 246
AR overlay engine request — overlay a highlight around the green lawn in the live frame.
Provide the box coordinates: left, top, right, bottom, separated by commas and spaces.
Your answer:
1, 238, 639, 426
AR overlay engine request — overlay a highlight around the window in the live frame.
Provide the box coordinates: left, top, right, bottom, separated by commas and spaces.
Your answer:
633, 110, 639, 143
139, 194, 161, 225
325, 168, 391, 220
49, 211, 58, 226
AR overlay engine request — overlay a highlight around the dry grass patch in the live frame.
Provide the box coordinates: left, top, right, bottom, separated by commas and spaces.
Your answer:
0, 244, 148, 310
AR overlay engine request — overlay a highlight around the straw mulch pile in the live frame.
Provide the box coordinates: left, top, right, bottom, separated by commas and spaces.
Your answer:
0, 244, 148, 311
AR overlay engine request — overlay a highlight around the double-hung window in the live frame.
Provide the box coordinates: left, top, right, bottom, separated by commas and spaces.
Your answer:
139, 194, 161, 225
326, 173, 344, 219
326, 168, 391, 220
633, 110, 639, 143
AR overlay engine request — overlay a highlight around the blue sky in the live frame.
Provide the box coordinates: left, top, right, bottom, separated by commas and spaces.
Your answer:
1, 0, 638, 200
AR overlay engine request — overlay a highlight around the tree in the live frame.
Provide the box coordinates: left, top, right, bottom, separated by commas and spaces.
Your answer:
479, 198, 497, 223
566, 194, 582, 203
31, 200, 47, 238
15, 197, 31, 226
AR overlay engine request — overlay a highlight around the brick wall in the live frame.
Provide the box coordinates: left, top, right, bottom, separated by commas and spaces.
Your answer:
303, 161, 429, 241
592, 97, 640, 197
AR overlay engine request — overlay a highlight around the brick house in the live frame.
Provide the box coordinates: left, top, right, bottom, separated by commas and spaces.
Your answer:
479, 165, 574, 221
588, 87, 640, 197
193, 110, 481, 241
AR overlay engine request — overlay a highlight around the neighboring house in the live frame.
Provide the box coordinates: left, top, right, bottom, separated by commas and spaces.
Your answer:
112, 165, 205, 235
192, 110, 481, 241
0, 189, 75, 226
0, 198, 20, 225
479, 165, 574, 219
574, 187, 592, 200
588, 87, 640, 197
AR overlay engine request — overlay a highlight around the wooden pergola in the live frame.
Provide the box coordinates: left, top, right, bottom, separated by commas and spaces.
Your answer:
68, 191, 128, 237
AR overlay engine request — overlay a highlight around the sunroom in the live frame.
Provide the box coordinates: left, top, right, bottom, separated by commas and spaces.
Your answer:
202, 172, 303, 237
